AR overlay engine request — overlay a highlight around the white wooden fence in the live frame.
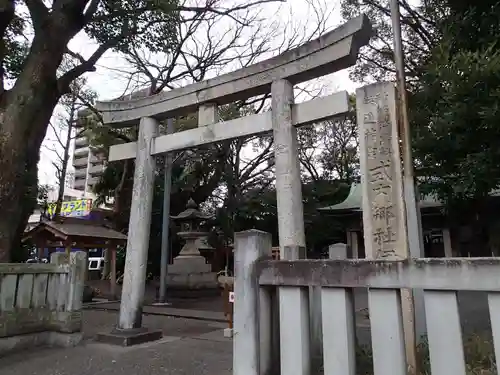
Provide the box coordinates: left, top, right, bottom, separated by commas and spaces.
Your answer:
0, 251, 86, 353
233, 230, 500, 375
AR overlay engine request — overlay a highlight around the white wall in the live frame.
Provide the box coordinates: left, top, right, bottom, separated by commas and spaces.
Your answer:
46, 186, 96, 202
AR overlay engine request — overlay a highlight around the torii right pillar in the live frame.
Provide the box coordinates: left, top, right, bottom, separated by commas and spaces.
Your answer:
357, 82, 426, 374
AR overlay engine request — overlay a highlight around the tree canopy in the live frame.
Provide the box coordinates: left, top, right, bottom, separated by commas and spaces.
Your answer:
340, 0, 500, 209
0, 0, 285, 261
412, 1, 500, 206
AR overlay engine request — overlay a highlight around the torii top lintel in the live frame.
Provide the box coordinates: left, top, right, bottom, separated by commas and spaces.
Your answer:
96, 14, 372, 127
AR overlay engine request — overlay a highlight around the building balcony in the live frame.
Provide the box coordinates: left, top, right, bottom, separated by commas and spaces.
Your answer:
75, 137, 88, 147
73, 179, 86, 190
74, 168, 87, 178
86, 176, 100, 186
74, 146, 89, 157
89, 153, 104, 163
88, 164, 104, 176
73, 156, 88, 167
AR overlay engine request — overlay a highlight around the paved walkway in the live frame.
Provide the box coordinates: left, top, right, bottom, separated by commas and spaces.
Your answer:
0, 310, 232, 375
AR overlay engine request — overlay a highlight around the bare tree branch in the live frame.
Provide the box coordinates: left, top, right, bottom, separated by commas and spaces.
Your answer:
65, 48, 86, 65
177, 0, 285, 26
48, 120, 65, 148
58, 39, 117, 94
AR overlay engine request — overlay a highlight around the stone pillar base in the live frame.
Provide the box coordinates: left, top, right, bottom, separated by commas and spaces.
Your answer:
165, 255, 218, 297
169, 255, 212, 273
96, 327, 162, 347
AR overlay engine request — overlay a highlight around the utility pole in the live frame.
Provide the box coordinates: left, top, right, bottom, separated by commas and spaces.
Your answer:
390, 0, 425, 260
157, 118, 175, 304
390, 0, 426, 373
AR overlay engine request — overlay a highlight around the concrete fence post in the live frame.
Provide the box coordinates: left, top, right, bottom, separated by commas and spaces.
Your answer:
50, 251, 70, 265
233, 229, 272, 375
49, 251, 86, 335
67, 251, 87, 312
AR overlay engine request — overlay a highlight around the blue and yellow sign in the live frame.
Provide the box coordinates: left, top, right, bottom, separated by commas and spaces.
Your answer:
47, 199, 92, 218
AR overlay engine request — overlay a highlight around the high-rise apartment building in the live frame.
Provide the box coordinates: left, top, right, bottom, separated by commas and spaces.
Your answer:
72, 109, 106, 193
72, 88, 151, 193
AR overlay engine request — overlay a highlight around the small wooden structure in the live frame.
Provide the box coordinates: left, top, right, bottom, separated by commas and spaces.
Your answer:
22, 217, 127, 299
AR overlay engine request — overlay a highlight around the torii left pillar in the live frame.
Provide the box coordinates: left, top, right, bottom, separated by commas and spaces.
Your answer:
96, 117, 163, 346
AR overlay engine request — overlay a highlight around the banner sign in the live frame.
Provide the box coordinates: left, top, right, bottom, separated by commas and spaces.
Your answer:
47, 199, 92, 218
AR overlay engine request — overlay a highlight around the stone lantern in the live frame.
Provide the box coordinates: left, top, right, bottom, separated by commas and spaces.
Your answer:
167, 199, 218, 296
171, 198, 213, 258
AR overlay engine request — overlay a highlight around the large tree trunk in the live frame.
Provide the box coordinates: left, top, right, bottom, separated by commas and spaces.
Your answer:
9, 157, 39, 262
0, 102, 57, 261
0, 0, 97, 261
0, 32, 68, 261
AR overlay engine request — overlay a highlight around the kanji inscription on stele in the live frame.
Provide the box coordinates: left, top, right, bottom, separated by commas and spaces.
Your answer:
356, 82, 408, 259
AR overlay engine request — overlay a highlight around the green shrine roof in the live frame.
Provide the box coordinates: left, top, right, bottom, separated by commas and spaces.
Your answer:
320, 183, 500, 212
319, 183, 443, 212
321, 183, 363, 212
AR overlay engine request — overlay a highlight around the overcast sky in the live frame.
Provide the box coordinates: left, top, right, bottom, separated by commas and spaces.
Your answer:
38, 0, 361, 187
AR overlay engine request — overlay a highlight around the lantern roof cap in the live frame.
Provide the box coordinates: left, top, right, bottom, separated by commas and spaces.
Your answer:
171, 198, 213, 221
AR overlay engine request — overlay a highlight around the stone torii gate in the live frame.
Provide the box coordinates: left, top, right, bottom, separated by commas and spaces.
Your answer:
95, 15, 372, 345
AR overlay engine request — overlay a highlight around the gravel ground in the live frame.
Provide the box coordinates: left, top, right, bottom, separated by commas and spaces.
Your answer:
0, 310, 232, 375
